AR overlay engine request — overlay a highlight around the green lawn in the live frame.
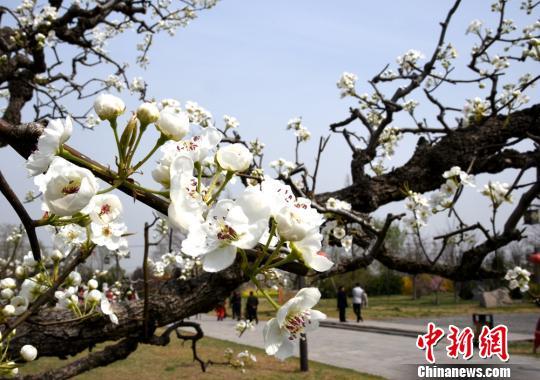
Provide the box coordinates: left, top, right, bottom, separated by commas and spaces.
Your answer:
509, 341, 540, 357
23, 335, 382, 380
247, 293, 538, 321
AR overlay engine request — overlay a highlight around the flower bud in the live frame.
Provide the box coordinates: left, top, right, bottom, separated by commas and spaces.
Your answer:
94, 94, 125, 121
87, 289, 102, 303
51, 249, 63, 261
88, 279, 99, 290
216, 144, 252, 172
137, 102, 160, 125
2, 304, 15, 316
20, 345, 38, 362
0, 278, 16, 289
156, 108, 190, 141
1, 288, 14, 300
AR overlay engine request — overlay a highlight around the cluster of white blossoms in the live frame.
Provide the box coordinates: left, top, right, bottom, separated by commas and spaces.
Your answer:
491, 55, 510, 71
287, 117, 311, 142
505, 266, 531, 292
436, 43, 458, 70
185, 101, 213, 128
269, 158, 296, 177
498, 83, 530, 110
463, 97, 490, 125
105, 74, 125, 92
378, 127, 402, 158
405, 191, 431, 229
430, 166, 475, 210
18, 92, 337, 364
336, 72, 358, 98
481, 181, 512, 207
405, 167, 476, 229
150, 252, 200, 279
54, 274, 118, 324
325, 197, 352, 212
321, 220, 353, 254
255, 269, 288, 291
249, 139, 265, 156
224, 348, 257, 373
396, 49, 425, 74
235, 320, 256, 336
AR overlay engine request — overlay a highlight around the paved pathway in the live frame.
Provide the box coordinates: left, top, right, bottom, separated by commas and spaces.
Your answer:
322, 317, 533, 341
197, 314, 540, 379
387, 312, 539, 335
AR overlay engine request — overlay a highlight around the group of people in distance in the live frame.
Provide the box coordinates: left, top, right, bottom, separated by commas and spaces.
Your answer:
215, 290, 260, 322
337, 283, 368, 323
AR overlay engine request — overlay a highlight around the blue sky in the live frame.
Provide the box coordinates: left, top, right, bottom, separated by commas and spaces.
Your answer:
0, 0, 537, 269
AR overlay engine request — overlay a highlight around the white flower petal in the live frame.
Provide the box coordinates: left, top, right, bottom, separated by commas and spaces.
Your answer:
202, 245, 237, 272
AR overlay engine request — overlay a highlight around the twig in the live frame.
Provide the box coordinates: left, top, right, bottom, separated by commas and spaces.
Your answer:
0, 170, 41, 261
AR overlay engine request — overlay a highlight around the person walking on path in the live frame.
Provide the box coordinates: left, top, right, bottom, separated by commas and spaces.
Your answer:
352, 283, 367, 322
246, 291, 259, 324
230, 291, 242, 321
337, 286, 348, 322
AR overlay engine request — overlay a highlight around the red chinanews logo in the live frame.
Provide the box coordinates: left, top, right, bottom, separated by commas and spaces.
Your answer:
416, 323, 509, 363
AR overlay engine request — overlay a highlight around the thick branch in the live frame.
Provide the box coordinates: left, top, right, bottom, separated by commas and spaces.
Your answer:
318, 104, 540, 212
21, 338, 139, 380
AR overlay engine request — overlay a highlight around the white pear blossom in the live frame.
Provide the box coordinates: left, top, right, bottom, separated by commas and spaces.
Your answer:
294, 232, 334, 272
466, 19, 483, 34
54, 287, 78, 310
154, 127, 222, 188
88, 194, 123, 224
104, 74, 124, 92
275, 198, 324, 242
182, 195, 268, 272
93, 93, 125, 121
90, 222, 127, 250
481, 181, 512, 206
341, 235, 353, 253
185, 101, 213, 127
223, 115, 240, 129
336, 72, 358, 97
442, 166, 475, 187
235, 320, 255, 336
156, 108, 190, 141
332, 226, 346, 239
216, 143, 253, 172
53, 224, 87, 253
263, 288, 326, 360
397, 49, 425, 73
463, 97, 490, 124
325, 197, 352, 211
67, 271, 82, 287
27, 117, 73, 176
130, 76, 146, 93
37, 157, 98, 217
505, 266, 530, 292
168, 155, 207, 232
10, 295, 29, 315
269, 158, 296, 177
100, 297, 118, 324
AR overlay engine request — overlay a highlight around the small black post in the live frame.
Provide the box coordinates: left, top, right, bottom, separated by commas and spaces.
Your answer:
298, 275, 309, 372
